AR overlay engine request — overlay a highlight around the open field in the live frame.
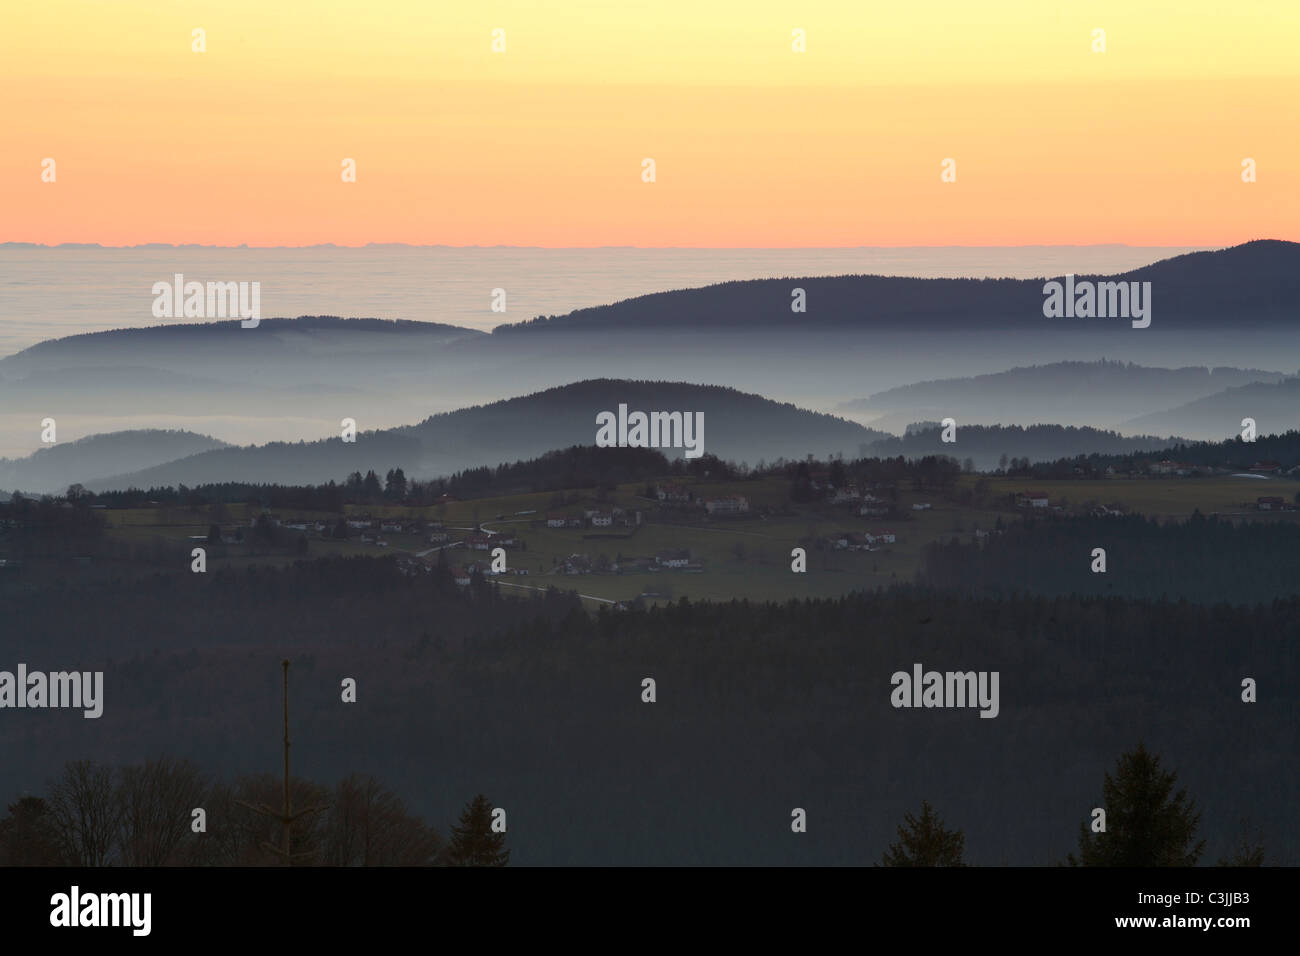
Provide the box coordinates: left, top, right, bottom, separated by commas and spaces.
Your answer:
974, 475, 1300, 518
81, 469, 1300, 607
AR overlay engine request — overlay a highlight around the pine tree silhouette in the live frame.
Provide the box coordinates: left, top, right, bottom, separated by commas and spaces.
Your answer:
880, 800, 965, 866
446, 794, 509, 866
1069, 743, 1205, 866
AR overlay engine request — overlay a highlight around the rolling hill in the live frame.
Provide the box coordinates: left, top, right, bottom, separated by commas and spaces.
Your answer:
1123, 377, 1300, 439
82, 380, 891, 491
837, 360, 1286, 434
0, 429, 230, 494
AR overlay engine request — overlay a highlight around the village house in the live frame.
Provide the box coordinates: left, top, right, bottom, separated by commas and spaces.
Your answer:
872, 530, 897, 544
615, 556, 656, 573
1017, 492, 1049, 508
1250, 461, 1282, 474
1150, 460, 1197, 477
859, 503, 889, 517
912, 502, 932, 511
546, 513, 584, 528
703, 495, 749, 515
829, 531, 873, 551
465, 534, 493, 551
380, 520, 403, 533
656, 549, 691, 568
1257, 496, 1286, 511
656, 483, 692, 502
427, 531, 450, 544
590, 512, 614, 527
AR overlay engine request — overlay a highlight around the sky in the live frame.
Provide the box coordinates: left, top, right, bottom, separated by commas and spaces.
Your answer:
2, 0, 1297, 247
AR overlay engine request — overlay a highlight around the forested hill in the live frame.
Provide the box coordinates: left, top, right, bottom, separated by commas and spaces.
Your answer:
865, 423, 1181, 470
1027, 429, 1300, 477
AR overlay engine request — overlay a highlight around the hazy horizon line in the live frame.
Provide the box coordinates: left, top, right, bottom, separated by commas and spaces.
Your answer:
1, 241, 1229, 251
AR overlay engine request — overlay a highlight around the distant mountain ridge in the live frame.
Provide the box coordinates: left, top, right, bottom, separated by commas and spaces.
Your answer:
836, 360, 1289, 435
3, 315, 484, 368
1124, 376, 1300, 437
493, 240, 1300, 333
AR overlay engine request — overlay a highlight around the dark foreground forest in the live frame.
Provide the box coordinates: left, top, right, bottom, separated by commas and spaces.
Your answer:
2, 554, 1294, 865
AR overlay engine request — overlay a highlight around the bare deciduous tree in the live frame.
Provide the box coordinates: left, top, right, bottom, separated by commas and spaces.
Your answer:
47, 760, 122, 867
322, 773, 443, 866
116, 757, 209, 866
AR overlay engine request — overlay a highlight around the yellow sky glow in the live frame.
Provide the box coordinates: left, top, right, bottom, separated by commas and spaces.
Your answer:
2, 0, 1296, 245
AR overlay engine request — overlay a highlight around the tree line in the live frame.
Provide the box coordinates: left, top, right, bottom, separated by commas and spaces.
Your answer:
918, 511, 1300, 604
0, 758, 507, 867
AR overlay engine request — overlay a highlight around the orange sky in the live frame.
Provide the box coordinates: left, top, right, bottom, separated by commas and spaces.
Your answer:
2, 1, 1296, 246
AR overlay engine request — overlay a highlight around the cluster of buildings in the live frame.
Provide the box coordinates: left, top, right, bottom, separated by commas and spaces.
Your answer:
1015, 491, 1050, 509
545, 507, 642, 529
654, 485, 751, 516
449, 560, 531, 586
826, 530, 896, 551
550, 549, 704, 575
611, 549, 703, 573
1148, 459, 1291, 478
809, 482, 894, 516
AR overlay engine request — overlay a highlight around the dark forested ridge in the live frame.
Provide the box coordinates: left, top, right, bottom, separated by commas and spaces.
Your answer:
919, 512, 1300, 604
866, 423, 1182, 471
1027, 429, 1300, 478
0, 553, 1293, 865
